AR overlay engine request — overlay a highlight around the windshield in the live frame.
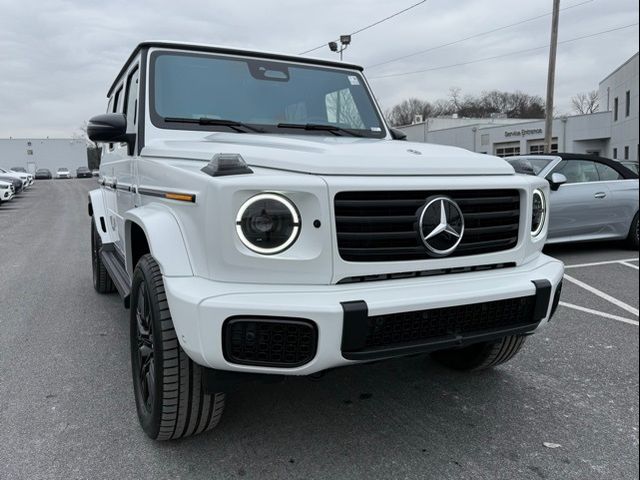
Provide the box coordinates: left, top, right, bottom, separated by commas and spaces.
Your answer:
150, 51, 385, 138
506, 158, 553, 175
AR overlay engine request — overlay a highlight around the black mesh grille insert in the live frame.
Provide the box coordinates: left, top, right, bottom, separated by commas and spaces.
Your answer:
223, 318, 317, 367
335, 189, 520, 262
363, 296, 536, 349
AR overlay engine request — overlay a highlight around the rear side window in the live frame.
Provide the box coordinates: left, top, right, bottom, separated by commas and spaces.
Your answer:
553, 160, 600, 183
124, 66, 140, 133
595, 162, 623, 181
113, 86, 124, 113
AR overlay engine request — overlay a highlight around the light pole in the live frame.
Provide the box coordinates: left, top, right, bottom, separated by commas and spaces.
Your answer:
544, 0, 560, 153
328, 35, 351, 60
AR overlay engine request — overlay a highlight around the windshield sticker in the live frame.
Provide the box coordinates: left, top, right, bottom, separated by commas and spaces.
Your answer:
371, 127, 382, 132
348, 75, 360, 85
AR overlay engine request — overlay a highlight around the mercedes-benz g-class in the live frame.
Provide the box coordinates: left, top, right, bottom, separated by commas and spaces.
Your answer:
87, 41, 564, 440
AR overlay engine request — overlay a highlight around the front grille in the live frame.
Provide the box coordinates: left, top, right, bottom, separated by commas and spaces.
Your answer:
223, 318, 317, 368
335, 190, 520, 262
363, 296, 535, 349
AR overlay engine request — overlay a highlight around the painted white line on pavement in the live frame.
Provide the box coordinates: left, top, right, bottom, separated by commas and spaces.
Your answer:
563, 274, 639, 317
559, 302, 639, 326
619, 261, 640, 271
564, 257, 639, 269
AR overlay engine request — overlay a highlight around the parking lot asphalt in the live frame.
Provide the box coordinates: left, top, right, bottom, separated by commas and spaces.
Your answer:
0, 181, 638, 480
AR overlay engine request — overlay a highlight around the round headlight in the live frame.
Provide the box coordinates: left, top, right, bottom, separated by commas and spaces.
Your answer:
531, 189, 546, 237
236, 193, 300, 254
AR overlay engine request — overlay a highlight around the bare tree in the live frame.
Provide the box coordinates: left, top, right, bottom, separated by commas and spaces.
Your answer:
385, 98, 434, 126
386, 89, 545, 126
449, 87, 462, 113
75, 121, 99, 149
74, 122, 102, 169
571, 90, 599, 114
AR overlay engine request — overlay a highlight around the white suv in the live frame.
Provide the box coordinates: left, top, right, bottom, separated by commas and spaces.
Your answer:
87, 41, 564, 440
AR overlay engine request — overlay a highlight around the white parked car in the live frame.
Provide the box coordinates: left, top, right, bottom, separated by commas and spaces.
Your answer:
0, 167, 29, 189
87, 41, 564, 440
10, 168, 34, 186
55, 167, 72, 179
0, 180, 14, 203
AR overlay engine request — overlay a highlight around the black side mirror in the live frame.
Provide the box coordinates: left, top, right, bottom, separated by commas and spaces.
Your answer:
87, 113, 129, 142
547, 172, 567, 191
390, 128, 407, 141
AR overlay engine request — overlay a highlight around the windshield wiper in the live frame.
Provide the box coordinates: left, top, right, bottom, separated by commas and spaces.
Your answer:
163, 117, 264, 133
276, 123, 363, 137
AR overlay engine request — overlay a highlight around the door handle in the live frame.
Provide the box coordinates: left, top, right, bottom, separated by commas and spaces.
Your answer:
594, 192, 607, 199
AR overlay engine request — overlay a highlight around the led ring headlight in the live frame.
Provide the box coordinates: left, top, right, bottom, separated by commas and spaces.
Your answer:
531, 189, 546, 237
236, 193, 300, 254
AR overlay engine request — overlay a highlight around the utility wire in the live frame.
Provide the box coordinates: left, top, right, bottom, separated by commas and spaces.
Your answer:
298, 0, 427, 55
366, 0, 593, 69
368, 23, 638, 80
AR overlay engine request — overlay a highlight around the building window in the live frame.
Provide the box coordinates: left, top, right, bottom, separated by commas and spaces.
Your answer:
494, 143, 520, 157
529, 143, 558, 155
528, 138, 558, 155
613, 147, 617, 159
626, 90, 631, 117
614, 97, 618, 121
480, 134, 489, 146
624, 146, 629, 160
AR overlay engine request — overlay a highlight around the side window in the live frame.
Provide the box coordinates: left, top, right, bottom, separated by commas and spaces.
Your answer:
124, 66, 140, 133
553, 160, 600, 183
108, 86, 124, 150
113, 86, 124, 113
595, 162, 622, 181
107, 96, 114, 114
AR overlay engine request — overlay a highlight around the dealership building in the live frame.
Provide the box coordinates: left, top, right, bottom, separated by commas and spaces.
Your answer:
0, 138, 87, 174
399, 53, 638, 161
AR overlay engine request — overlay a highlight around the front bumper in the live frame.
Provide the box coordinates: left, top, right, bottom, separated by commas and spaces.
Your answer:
164, 254, 563, 375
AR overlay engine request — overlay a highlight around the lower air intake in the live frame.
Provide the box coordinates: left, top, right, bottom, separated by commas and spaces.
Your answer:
223, 317, 317, 368
363, 296, 536, 349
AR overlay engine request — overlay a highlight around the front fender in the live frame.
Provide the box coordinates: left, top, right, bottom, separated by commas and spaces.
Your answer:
88, 188, 113, 245
123, 204, 193, 278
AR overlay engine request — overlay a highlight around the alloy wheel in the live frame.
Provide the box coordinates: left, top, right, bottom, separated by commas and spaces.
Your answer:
134, 283, 155, 414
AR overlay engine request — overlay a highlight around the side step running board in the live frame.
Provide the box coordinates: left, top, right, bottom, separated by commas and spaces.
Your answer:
100, 246, 131, 308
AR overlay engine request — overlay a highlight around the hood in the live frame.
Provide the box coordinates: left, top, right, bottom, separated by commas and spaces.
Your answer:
142, 133, 514, 176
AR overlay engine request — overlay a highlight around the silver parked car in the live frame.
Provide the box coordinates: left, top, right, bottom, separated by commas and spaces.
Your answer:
506, 153, 639, 248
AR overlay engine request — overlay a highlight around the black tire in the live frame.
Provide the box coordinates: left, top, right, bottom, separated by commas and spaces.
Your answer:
627, 212, 639, 250
431, 335, 526, 371
91, 218, 115, 293
130, 254, 225, 440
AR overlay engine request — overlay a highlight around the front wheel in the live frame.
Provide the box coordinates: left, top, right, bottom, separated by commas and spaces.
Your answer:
431, 335, 526, 371
130, 254, 225, 440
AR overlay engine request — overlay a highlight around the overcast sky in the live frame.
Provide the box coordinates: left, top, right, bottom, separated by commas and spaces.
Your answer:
0, 0, 637, 138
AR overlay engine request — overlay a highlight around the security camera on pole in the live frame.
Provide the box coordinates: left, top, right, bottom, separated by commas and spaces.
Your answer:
328, 35, 351, 61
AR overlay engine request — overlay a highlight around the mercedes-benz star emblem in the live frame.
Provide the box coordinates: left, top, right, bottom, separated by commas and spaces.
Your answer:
418, 196, 464, 256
